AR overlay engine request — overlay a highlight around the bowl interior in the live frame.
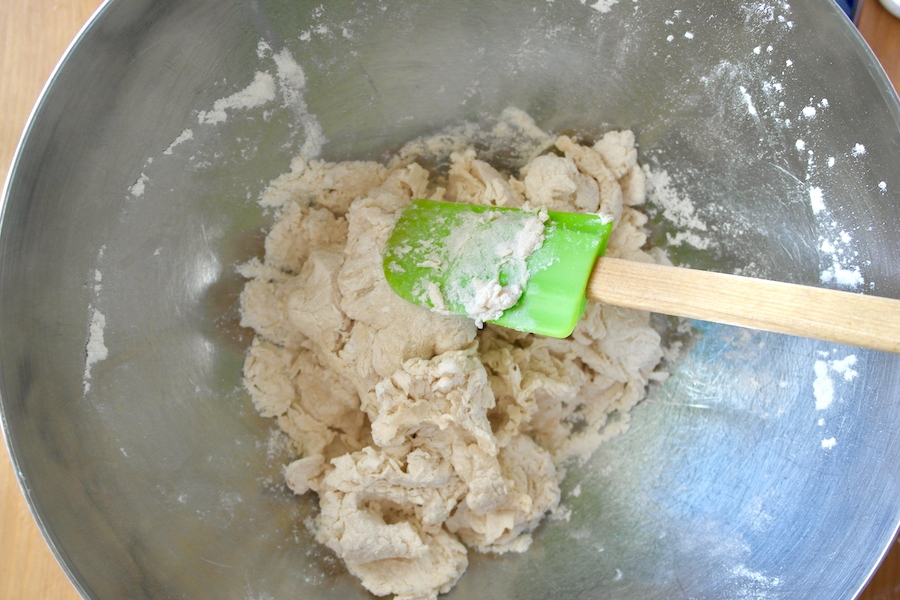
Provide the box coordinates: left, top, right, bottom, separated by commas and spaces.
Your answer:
2, 0, 900, 598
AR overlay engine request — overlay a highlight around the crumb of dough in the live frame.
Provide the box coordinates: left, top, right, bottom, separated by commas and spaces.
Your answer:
239, 113, 665, 600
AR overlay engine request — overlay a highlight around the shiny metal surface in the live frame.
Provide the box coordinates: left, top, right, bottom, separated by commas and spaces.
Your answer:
2, 0, 899, 598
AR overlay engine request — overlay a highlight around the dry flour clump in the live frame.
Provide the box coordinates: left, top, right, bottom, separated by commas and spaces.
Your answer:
239, 113, 666, 600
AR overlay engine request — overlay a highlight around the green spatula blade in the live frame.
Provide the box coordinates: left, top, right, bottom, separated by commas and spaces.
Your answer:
383, 199, 613, 338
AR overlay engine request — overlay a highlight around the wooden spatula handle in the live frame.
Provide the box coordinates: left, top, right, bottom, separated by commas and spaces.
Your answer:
587, 257, 900, 353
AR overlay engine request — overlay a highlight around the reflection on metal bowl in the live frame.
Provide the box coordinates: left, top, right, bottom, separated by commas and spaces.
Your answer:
2, 0, 899, 598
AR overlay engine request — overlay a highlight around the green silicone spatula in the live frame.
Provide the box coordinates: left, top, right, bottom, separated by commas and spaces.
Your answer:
383, 198, 900, 353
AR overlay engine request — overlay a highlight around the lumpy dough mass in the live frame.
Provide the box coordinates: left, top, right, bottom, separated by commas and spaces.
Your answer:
239, 111, 667, 600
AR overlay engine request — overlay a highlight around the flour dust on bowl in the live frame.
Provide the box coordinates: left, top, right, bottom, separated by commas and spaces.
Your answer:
1, 0, 899, 599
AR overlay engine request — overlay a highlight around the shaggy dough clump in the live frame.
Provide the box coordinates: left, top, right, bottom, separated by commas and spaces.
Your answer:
240, 113, 666, 600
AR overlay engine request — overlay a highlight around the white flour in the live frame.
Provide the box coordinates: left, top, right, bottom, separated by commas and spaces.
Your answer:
197, 71, 277, 125
643, 166, 710, 250
808, 186, 825, 214
812, 350, 861, 454
163, 129, 194, 155
83, 307, 108, 394
128, 173, 148, 198
83, 244, 108, 395
739, 86, 759, 117
264, 43, 326, 159
580, 0, 621, 12
830, 354, 859, 381
812, 360, 834, 411
818, 229, 863, 287
812, 351, 859, 454
730, 564, 781, 589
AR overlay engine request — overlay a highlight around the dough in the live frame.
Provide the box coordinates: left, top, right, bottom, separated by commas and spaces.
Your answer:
240, 112, 665, 600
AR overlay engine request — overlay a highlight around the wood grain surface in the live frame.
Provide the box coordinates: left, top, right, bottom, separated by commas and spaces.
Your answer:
1, 0, 899, 598
589, 257, 900, 353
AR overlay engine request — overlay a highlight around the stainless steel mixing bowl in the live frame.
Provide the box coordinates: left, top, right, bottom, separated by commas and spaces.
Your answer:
2, 0, 899, 598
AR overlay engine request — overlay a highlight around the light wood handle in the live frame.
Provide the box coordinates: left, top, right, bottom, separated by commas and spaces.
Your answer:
587, 257, 900, 353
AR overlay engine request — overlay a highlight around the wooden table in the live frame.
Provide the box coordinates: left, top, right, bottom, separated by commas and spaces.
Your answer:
1, 0, 899, 598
